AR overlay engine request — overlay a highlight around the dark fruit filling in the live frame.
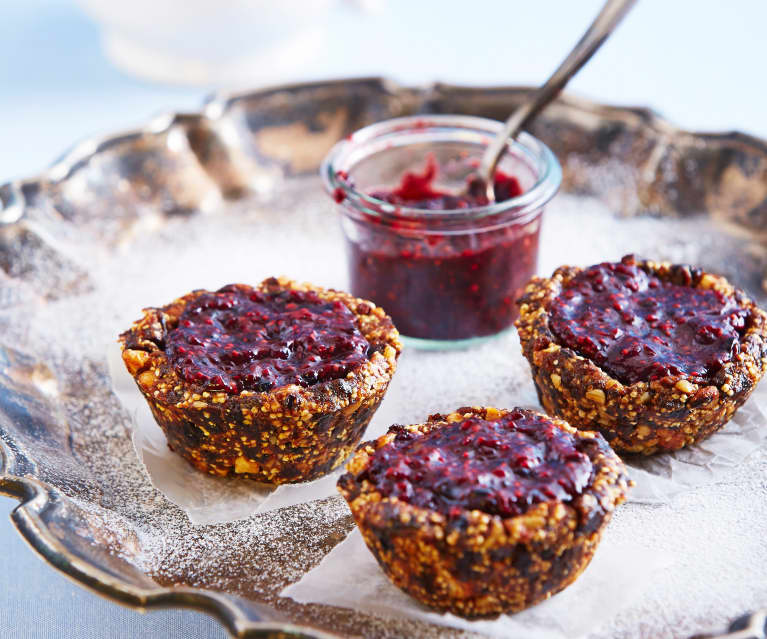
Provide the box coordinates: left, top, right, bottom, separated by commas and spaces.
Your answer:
165, 285, 370, 394
368, 155, 523, 209
342, 159, 537, 341
548, 259, 750, 385
360, 410, 597, 519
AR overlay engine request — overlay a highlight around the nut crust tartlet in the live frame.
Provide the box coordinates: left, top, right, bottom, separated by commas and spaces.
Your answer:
337, 407, 630, 618
119, 277, 401, 484
516, 255, 767, 454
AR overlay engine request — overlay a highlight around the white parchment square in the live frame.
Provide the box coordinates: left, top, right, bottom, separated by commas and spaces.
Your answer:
281, 527, 669, 639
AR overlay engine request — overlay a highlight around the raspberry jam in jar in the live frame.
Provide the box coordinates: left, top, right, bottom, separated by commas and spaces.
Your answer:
323, 115, 561, 348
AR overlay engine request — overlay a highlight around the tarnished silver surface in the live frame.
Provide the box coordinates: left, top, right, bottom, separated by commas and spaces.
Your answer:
0, 77, 766, 639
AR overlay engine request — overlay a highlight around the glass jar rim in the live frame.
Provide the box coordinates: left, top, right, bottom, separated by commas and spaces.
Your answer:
321, 114, 562, 222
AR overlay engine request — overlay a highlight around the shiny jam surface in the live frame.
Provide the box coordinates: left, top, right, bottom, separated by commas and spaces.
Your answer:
369, 156, 523, 209
165, 285, 370, 394
345, 160, 537, 341
361, 410, 595, 519
548, 260, 750, 385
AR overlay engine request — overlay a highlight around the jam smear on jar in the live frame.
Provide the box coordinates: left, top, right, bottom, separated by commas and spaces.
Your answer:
165, 284, 370, 394
360, 409, 597, 519
548, 258, 751, 385
345, 158, 537, 341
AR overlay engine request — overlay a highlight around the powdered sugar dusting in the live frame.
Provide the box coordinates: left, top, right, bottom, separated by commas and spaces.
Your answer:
1, 176, 766, 638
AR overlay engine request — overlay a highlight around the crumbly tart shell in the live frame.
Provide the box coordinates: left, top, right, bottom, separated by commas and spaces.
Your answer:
119, 277, 402, 484
516, 258, 767, 455
337, 407, 630, 619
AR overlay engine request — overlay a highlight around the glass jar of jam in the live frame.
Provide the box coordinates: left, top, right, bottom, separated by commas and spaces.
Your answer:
322, 115, 561, 349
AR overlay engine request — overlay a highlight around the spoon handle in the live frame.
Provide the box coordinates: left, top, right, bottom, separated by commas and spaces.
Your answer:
478, 0, 638, 182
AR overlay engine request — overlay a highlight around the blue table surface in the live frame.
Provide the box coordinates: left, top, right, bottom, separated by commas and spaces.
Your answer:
1, 0, 766, 636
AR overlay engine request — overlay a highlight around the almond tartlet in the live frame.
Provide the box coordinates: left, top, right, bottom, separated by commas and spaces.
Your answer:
516, 255, 767, 454
338, 407, 630, 618
119, 277, 401, 484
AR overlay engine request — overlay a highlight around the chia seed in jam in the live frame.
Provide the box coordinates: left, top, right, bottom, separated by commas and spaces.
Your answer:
360, 409, 597, 519
165, 284, 370, 394
548, 258, 751, 385
343, 159, 538, 341
368, 156, 523, 209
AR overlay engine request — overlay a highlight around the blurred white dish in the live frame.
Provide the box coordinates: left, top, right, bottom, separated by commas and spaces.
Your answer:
77, 0, 355, 87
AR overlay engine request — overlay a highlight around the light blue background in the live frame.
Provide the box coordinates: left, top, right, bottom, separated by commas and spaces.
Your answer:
1, 1, 765, 636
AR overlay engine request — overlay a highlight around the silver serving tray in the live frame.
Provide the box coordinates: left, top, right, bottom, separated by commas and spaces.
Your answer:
1, 77, 766, 639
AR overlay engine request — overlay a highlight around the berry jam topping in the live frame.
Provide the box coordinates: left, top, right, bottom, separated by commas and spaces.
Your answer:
165, 285, 370, 394
341, 158, 534, 340
548, 259, 751, 385
361, 410, 596, 519
368, 155, 523, 209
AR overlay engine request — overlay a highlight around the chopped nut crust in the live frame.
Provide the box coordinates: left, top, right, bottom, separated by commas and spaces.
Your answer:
516, 256, 767, 454
338, 407, 630, 618
119, 277, 401, 484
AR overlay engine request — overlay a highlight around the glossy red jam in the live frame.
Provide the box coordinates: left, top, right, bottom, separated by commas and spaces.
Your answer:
548, 258, 750, 385
360, 410, 598, 519
368, 156, 523, 209
166, 284, 369, 394
344, 160, 537, 341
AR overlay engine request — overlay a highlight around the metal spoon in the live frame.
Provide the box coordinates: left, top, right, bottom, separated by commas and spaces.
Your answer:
473, 0, 638, 201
